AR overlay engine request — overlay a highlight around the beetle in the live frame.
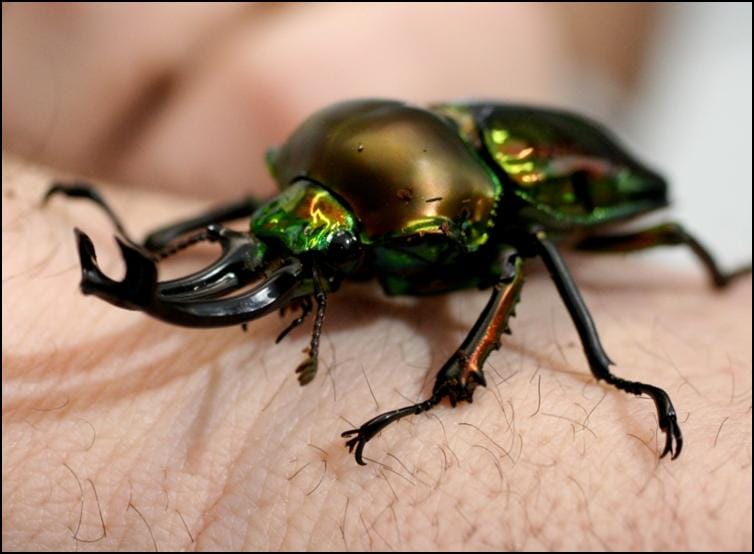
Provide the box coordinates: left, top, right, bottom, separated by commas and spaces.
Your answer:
46, 99, 750, 465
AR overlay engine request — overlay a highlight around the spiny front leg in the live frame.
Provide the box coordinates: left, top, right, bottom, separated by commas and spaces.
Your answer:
342, 251, 524, 465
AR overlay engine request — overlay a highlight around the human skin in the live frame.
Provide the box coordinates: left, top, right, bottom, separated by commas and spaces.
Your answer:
3, 158, 752, 551
2, 4, 752, 550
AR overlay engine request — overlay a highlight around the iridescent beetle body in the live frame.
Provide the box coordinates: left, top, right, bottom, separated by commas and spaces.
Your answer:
255, 99, 669, 297
46, 99, 749, 465
256, 100, 502, 296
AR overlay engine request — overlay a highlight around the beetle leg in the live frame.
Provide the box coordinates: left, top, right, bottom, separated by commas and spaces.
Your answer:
276, 297, 314, 344
295, 267, 327, 385
142, 197, 259, 252
45, 181, 259, 254
152, 228, 218, 260
155, 225, 266, 300
575, 222, 751, 288
45, 182, 137, 245
533, 229, 683, 460
342, 249, 523, 465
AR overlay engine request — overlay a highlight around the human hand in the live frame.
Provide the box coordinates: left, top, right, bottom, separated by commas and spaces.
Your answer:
3, 4, 751, 550
3, 3, 570, 200
3, 158, 751, 550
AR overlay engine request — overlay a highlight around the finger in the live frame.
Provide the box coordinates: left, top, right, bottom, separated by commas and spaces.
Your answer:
2, 3, 247, 175
112, 3, 568, 198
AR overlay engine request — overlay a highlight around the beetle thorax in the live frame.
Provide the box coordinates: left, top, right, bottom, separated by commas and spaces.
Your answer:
268, 100, 501, 246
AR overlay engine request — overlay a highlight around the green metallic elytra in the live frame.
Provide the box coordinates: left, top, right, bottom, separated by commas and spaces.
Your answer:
50, 97, 750, 467
435, 103, 668, 229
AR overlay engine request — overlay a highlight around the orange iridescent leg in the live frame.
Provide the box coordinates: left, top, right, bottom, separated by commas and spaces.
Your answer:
342, 249, 524, 465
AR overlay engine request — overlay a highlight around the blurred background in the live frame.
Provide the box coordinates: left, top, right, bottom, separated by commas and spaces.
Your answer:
3, 3, 751, 268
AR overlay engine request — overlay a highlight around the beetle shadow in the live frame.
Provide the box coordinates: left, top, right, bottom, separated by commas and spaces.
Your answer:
6, 270, 661, 466
7, 248, 708, 425
282, 281, 474, 392
4, 256, 625, 419
11, 242, 695, 428
3, 279, 472, 419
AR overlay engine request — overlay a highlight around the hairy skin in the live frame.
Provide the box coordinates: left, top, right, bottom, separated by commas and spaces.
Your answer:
2, 158, 752, 551
2, 5, 751, 549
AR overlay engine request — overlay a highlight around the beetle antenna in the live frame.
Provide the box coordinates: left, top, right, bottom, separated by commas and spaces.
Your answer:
294, 265, 327, 385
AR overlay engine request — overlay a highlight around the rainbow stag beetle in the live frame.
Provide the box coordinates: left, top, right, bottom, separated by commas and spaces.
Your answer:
46, 99, 751, 465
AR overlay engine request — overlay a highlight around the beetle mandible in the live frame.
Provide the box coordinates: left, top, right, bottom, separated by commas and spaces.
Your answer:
46, 99, 751, 465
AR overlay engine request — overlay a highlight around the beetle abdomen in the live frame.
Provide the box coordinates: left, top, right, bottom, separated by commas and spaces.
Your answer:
436, 103, 669, 229
269, 100, 502, 246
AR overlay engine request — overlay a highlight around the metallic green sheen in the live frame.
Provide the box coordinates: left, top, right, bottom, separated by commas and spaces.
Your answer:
250, 181, 357, 254
439, 104, 669, 229
268, 100, 502, 248
374, 237, 500, 295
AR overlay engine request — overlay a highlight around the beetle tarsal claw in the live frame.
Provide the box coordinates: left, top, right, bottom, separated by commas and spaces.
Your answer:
341, 429, 370, 466
659, 412, 683, 460
340, 394, 444, 465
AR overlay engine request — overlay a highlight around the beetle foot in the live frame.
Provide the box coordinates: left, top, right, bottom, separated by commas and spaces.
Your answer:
658, 411, 683, 460
341, 428, 372, 466
640, 383, 683, 460
341, 394, 443, 465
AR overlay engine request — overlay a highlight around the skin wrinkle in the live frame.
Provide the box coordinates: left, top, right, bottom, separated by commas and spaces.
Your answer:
207, 386, 292, 549
3, 160, 753, 549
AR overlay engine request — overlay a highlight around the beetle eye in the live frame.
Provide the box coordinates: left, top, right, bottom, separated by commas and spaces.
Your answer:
327, 230, 361, 262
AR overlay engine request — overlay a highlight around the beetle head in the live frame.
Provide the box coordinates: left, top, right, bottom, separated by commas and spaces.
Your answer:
251, 179, 365, 276
70, 179, 365, 329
